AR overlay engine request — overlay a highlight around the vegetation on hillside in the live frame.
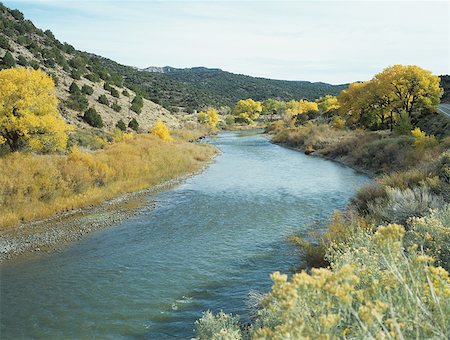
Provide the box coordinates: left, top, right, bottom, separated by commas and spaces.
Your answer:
0, 4, 178, 131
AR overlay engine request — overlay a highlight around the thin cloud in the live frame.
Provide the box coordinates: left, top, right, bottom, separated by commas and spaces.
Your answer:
4, 0, 449, 84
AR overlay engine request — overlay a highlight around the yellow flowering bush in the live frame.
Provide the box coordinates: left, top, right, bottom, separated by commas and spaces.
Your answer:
149, 119, 173, 141
405, 205, 450, 270
195, 223, 450, 339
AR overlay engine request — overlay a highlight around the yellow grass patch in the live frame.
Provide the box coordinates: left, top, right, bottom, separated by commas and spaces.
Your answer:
0, 134, 216, 228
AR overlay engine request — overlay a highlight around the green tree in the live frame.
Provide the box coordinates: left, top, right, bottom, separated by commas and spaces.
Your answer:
67, 94, 88, 112
2, 51, 15, 69
17, 55, 28, 66
262, 98, 285, 115
110, 87, 120, 98
69, 81, 80, 95
83, 107, 103, 128
131, 95, 143, 114
116, 119, 126, 131
128, 118, 139, 131
85, 73, 100, 83
71, 68, 81, 80
103, 82, 112, 92
111, 101, 121, 112
81, 84, 94, 95
0, 36, 10, 50
98, 94, 109, 106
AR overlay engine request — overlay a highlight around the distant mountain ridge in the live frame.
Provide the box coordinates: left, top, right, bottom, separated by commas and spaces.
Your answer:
142, 66, 222, 73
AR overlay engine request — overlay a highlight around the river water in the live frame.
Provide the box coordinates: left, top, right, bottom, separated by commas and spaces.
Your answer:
0, 131, 368, 339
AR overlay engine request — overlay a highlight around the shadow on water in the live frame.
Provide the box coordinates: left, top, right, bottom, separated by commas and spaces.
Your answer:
0, 131, 369, 339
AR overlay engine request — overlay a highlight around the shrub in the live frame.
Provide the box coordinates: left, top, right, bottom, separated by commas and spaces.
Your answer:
85, 73, 100, 83
81, 84, 94, 95
17, 55, 28, 66
0, 35, 10, 50
367, 186, 445, 224
395, 111, 413, 135
122, 89, 129, 97
131, 95, 143, 114
330, 115, 345, 129
405, 205, 450, 270
67, 94, 88, 112
195, 224, 450, 339
103, 82, 112, 92
97, 94, 109, 106
150, 119, 172, 141
69, 81, 80, 94
2, 51, 15, 69
128, 118, 139, 131
71, 68, 82, 80
83, 107, 103, 128
195, 311, 242, 340
411, 127, 438, 149
116, 119, 126, 131
110, 87, 119, 98
225, 114, 235, 126
111, 102, 121, 112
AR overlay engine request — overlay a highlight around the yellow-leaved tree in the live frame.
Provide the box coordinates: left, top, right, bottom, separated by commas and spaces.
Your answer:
338, 65, 443, 130
285, 100, 318, 116
150, 119, 173, 141
0, 68, 72, 152
198, 107, 219, 129
317, 95, 340, 113
232, 99, 262, 124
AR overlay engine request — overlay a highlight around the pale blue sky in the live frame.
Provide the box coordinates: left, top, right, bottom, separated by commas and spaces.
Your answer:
4, 1, 450, 84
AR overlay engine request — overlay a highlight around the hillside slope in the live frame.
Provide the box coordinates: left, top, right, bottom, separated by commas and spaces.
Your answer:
143, 65, 348, 105
102, 60, 348, 112
0, 4, 180, 131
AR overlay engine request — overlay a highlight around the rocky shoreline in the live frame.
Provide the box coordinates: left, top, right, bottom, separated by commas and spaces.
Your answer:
0, 162, 216, 263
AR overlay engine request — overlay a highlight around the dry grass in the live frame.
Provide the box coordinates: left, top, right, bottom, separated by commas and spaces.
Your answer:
271, 122, 447, 174
0, 134, 216, 228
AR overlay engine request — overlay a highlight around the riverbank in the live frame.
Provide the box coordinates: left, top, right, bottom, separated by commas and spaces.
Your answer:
0, 133, 218, 262
268, 122, 448, 175
0, 157, 216, 263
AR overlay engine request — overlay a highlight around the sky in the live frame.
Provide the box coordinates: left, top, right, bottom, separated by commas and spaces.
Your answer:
3, 0, 450, 84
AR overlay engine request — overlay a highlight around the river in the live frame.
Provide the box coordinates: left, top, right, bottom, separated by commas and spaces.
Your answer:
0, 130, 368, 339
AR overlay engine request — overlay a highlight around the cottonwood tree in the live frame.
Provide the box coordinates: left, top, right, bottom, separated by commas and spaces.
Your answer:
233, 99, 262, 124
0, 68, 71, 152
198, 107, 219, 129
338, 65, 443, 130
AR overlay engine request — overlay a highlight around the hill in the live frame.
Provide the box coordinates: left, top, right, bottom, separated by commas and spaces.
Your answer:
143, 65, 348, 107
103, 61, 348, 112
0, 4, 180, 132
